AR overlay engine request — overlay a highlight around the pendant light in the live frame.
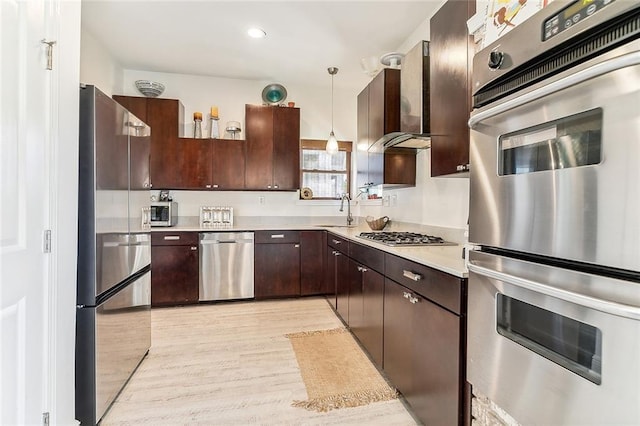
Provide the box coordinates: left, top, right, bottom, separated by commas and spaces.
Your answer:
326, 67, 339, 155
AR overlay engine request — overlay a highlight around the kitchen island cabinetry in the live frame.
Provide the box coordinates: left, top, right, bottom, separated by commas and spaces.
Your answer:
245, 104, 300, 191
254, 231, 301, 299
384, 254, 466, 426
150, 232, 199, 306
429, 0, 475, 176
113, 95, 184, 188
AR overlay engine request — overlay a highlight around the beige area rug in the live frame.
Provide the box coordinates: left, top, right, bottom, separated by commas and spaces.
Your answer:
285, 327, 398, 412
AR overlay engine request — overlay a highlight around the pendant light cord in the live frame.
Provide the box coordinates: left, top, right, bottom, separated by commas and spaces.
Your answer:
331, 72, 334, 133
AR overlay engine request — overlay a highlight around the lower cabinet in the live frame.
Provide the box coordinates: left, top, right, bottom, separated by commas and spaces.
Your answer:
350, 260, 384, 367
325, 245, 338, 310
151, 232, 199, 306
254, 231, 301, 299
300, 231, 327, 296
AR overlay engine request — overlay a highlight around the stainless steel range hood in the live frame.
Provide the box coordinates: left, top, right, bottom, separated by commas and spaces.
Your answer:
371, 40, 431, 151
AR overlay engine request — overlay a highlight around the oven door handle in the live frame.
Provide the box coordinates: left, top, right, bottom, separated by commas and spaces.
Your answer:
468, 50, 640, 129
468, 262, 640, 320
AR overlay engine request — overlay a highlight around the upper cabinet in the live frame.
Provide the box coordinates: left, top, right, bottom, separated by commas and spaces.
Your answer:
429, 0, 476, 177
245, 104, 300, 191
113, 95, 184, 189
357, 69, 416, 188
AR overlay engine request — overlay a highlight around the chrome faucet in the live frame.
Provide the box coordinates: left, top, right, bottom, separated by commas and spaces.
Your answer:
339, 193, 353, 226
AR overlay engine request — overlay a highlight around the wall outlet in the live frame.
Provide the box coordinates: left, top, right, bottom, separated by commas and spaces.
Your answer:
259, 196, 265, 204
391, 194, 398, 207
383, 196, 390, 207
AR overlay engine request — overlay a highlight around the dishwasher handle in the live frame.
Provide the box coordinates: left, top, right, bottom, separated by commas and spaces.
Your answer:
200, 239, 253, 245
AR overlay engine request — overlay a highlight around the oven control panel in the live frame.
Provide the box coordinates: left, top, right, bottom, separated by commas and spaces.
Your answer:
543, 0, 616, 41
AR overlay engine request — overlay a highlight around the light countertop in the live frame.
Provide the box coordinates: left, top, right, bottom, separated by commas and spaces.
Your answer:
151, 216, 468, 278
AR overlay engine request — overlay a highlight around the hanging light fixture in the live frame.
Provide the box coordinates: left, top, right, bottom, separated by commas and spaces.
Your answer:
326, 67, 339, 155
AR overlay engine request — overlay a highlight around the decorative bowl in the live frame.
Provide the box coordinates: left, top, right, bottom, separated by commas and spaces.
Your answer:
135, 80, 165, 97
261, 83, 287, 105
366, 215, 390, 231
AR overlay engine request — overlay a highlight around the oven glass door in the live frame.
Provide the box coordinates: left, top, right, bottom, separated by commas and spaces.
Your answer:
467, 250, 640, 425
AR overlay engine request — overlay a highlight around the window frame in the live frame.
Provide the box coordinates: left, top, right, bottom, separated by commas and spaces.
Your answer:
300, 139, 352, 200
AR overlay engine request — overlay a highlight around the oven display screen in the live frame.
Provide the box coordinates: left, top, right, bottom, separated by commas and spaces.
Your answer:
543, 0, 616, 41
497, 294, 602, 384
498, 108, 602, 176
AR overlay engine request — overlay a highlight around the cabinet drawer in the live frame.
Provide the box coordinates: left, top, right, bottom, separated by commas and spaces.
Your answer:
152, 232, 198, 246
349, 241, 384, 274
255, 230, 300, 244
328, 233, 349, 253
385, 253, 463, 315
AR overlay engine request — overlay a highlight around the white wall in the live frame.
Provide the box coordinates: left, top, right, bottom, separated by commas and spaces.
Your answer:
120, 69, 358, 143
80, 26, 123, 95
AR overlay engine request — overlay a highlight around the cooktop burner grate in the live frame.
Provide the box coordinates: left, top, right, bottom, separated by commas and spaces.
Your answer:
357, 231, 457, 247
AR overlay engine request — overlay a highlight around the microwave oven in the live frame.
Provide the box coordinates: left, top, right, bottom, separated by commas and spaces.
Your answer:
150, 201, 178, 227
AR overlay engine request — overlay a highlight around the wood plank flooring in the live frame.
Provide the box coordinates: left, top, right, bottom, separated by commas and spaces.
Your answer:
101, 297, 418, 425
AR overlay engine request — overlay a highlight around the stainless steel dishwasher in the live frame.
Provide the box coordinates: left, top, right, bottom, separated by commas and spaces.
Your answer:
199, 232, 254, 301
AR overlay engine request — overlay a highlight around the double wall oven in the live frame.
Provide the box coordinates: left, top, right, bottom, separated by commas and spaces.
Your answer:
468, 1, 640, 424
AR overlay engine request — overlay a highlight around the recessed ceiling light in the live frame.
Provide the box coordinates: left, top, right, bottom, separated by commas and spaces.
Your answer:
247, 28, 266, 39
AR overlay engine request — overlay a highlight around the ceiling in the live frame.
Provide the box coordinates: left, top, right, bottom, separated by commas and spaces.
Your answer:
81, 1, 444, 91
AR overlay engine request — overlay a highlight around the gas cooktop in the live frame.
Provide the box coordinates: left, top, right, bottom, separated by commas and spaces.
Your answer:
357, 232, 457, 247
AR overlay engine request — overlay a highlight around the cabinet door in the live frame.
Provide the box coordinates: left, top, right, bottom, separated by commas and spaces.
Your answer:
300, 231, 327, 296
384, 149, 416, 186
273, 106, 300, 190
254, 243, 300, 299
245, 105, 274, 189
151, 244, 199, 306
348, 259, 364, 334
361, 267, 384, 368
212, 139, 245, 189
178, 138, 213, 189
146, 98, 183, 188
326, 246, 338, 309
409, 292, 461, 426
383, 278, 413, 396
368, 68, 400, 143
430, 0, 475, 177
113, 95, 147, 121
356, 87, 370, 188
335, 252, 349, 323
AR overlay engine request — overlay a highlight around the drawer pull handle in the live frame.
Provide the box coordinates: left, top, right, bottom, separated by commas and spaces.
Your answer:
190, 246, 197, 251
163, 236, 180, 241
357, 266, 368, 272
403, 270, 422, 281
294, 244, 300, 248
271, 234, 285, 239
332, 239, 342, 245
333, 251, 341, 257
409, 295, 419, 304
403, 291, 411, 299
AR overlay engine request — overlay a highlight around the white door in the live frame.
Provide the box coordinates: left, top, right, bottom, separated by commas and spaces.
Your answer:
1, 0, 51, 424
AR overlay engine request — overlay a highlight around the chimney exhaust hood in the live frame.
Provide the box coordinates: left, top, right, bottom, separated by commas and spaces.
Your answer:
370, 40, 430, 151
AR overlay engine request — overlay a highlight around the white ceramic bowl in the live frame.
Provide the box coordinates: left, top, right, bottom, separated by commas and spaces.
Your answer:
135, 80, 165, 97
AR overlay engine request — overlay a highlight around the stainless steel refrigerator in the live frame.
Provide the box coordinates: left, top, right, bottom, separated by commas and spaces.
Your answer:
76, 85, 151, 425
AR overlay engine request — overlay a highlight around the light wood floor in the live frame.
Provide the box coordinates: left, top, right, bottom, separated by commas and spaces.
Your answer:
102, 297, 418, 425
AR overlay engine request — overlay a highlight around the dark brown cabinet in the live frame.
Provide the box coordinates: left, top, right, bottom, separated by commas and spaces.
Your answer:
254, 231, 301, 299
356, 68, 416, 187
383, 253, 466, 426
300, 231, 327, 296
245, 104, 300, 190
175, 138, 246, 190
150, 232, 199, 306
113, 95, 184, 189
328, 233, 350, 322
429, 0, 476, 176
